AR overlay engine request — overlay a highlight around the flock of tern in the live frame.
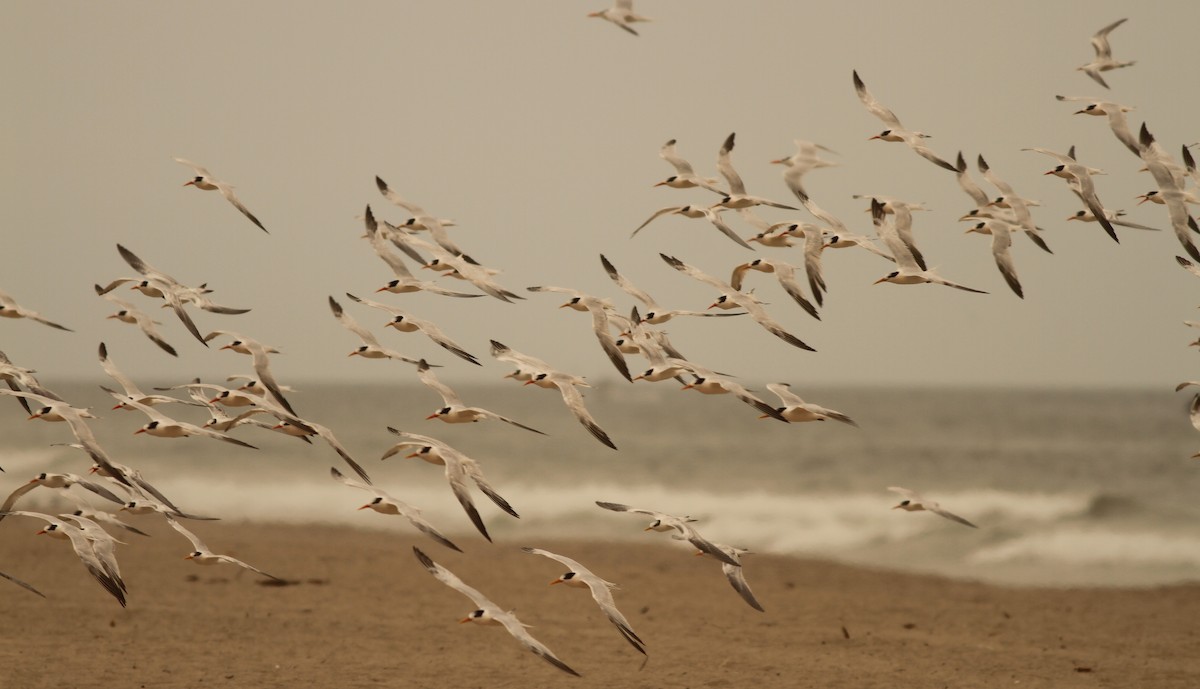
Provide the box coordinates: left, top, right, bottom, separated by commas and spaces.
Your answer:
3, 8, 1198, 678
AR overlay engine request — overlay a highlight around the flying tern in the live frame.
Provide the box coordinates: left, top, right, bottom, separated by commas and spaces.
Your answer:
595, 501, 739, 565
1077, 18, 1134, 89
0, 288, 72, 331
853, 70, 956, 171
521, 546, 646, 655
382, 428, 519, 542
330, 467, 460, 551
413, 547, 581, 676
888, 487, 977, 528
175, 157, 268, 233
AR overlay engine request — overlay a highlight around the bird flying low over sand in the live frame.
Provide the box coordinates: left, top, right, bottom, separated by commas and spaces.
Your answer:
521, 546, 646, 655
595, 501, 740, 566
164, 515, 282, 581
382, 428, 519, 542
413, 547, 581, 677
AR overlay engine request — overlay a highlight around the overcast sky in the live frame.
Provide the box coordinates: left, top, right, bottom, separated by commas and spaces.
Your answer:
3, 1, 1198, 391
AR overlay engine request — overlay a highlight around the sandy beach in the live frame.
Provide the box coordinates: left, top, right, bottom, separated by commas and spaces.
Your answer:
0, 521, 1196, 689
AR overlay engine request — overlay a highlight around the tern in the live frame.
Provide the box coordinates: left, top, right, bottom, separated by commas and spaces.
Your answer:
0, 349, 60, 415
772, 139, 837, 201
1134, 124, 1200, 262
712, 132, 799, 211
587, 0, 649, 37
792, 188, 895, 263
413, 547, 581, 676
0, 472, 126, 523
602, 254, 748, 324
0, 288, 72, 331
102, 389, 258, 449
175, 157, 268, 233
595, 501, 739, 565
417, 360, 547, 434
1023, 147, 1120, 243
0, 390, 131, 486
675, 359, 789, 422
654, 138, 724, 193
977, 155, 1052, 255
362, 206, 483, 298
696, 543, 764, 612
96, 287, 177, 356
966, 219, 1024, 298
344, 292, 480, 365
489, 340, 616, 449
1055, 95, 1140, 156
1077, 18, 1134, 89
328, 296, 426, 366
204, 330, 298, 414
1066, 209, 1160, 232
98, 343, 199, 410
762, 383, 857, 426
954, 153, 1052, 253
888, 487, 977, 528
382, 428, 519, 542
869, 200, 987, 293
330, 467, 461, 552
97, 244, 212, 345
165, 515, 281, 581
3, 510, 127, 606
659, 254, 818, 351
374, 176, 467, 258
526, 286, 632, 382
853, 70, 956, 171
729, 258, 820, 320
631, 204, 754, 250
522, 546, 646, 655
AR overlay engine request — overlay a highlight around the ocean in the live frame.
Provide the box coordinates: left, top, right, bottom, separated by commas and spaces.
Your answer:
4, 381, 1198, 588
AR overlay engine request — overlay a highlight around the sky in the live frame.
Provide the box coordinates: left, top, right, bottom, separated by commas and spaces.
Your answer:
2, 1, 1199, 391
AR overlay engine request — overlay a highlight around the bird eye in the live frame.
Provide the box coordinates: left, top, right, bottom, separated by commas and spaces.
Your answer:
1055, 165, 1065, 171
439, 407, 451, 414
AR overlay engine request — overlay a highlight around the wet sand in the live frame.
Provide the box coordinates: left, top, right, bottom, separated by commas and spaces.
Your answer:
1, 520, 1198, 689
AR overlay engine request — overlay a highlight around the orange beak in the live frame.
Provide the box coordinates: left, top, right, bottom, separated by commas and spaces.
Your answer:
652, 181, 667, 187
643, 526, 654, 532
375, 286, 388, 293
405, 452, 420, 459
425, 413, 439, 420
111, 404, 125, 410
459, 617, 474, 624
35, 529, 46, 536
522, 380, 535, 386
872, 277, 888, 285
183, 181, 196, 187
184, 554, 194, 559
133, 428, 146, 435
357, 504, 372, 511
868, 135, 881, 141
549, 579, 563, 586
680, 384, 694, 390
